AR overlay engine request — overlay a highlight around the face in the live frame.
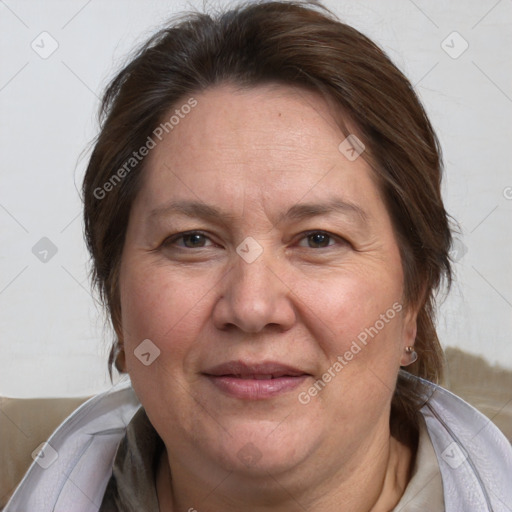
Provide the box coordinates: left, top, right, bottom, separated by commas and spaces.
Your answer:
119, 83, 417, 483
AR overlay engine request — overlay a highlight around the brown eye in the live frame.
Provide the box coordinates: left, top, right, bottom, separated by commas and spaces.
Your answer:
163, 231, 214, 249
306, 232, 331, 248
181, 233, 208, 248
298, 231, 341, 249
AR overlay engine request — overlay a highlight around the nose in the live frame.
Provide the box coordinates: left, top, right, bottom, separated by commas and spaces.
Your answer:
212, 249, 297, 334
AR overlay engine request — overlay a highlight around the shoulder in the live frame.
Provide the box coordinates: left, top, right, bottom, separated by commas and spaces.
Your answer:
407, 372, 512, 511
3, 377, 140, 512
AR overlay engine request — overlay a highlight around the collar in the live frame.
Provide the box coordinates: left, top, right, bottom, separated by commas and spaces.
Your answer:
99, 406, 443, 511
99, 407, 162, 512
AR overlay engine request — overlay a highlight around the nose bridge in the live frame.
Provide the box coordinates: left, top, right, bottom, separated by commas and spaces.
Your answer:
237, 249, 275, 299
213, 243, 295, 333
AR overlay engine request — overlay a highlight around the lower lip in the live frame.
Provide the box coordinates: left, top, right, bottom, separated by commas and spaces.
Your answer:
205, 375, 308, 400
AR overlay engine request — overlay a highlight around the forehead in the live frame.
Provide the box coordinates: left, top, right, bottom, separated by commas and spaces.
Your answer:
133, 83, 381, 221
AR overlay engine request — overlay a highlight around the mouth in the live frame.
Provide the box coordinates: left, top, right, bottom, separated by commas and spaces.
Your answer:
203, 361, 310, 400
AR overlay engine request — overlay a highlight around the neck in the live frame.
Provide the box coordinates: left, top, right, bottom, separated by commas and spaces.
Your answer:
156, 431, 414, 512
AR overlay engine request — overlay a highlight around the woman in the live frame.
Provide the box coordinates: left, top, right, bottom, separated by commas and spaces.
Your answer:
5, 1, 511, 511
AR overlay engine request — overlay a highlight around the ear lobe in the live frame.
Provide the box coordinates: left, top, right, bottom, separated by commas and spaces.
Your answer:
113, 316, 126, 373
404, 313, 417, 347
400, 345, 418, 366
114, 341, 126, 373
401, 304, 418, 349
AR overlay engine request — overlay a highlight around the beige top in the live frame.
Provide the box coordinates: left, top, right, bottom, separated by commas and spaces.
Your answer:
392, 415, 444, 511
99, 409, 444, 511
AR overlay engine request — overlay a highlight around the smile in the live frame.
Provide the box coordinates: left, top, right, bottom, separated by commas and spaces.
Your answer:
203, 361, 310, 400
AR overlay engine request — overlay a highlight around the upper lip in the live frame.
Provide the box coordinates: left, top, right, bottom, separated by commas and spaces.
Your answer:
204, 361, 309, 378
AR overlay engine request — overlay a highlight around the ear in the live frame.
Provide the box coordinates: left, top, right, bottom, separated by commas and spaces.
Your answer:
400, 280, 428, 351
113, 317, 126, 373
115, 342, 126, 373
401, 304, 418, 350
112, 316, 126, 373
111, 294, 126, 373
398, 303, 419, 366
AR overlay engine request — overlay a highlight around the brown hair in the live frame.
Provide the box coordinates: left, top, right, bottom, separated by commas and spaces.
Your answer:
82, 0, 453, 429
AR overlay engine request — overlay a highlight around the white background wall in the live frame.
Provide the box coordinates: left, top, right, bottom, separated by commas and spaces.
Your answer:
1, 0, 511, 398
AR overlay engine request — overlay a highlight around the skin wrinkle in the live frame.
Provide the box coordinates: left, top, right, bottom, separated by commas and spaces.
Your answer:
144, 199, 372, 259
119, 83, 418, 511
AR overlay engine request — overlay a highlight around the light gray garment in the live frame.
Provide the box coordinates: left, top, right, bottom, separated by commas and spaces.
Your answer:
98, 404, 445, 511
392, 414, 444, 511
4, 373, 512, 511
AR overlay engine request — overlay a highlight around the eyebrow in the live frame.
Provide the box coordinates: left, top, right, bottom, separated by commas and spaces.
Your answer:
148, 198, 369, 227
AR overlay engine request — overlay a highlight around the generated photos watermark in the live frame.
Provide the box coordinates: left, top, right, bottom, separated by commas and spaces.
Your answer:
93, 97, 198, 200
298, 301, 403, 404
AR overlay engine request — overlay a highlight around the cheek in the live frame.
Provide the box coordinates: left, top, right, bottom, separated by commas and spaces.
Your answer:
294, 264, 404, 360
120, 264, 216, 371
303, 273, 404, 420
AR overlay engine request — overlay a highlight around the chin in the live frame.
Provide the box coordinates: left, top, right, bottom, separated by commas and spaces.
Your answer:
205, 418, 318, 476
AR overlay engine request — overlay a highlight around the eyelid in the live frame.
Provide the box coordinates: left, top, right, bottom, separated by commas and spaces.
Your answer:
162, 229, 348, 250
162, 230, 216, 248
295, 230, 348, 248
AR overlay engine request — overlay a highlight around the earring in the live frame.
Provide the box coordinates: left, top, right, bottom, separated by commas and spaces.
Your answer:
401, 345, 418, 367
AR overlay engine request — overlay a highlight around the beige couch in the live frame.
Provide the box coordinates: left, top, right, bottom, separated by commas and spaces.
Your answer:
1, 348, 511, 509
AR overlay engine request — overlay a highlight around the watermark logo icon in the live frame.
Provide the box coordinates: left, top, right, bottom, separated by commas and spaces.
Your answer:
32, 237, 58, 263
134, 339, 161, 366
236, 236, 263, 264
237, 442, 262, 467
450, 238, 468, 263
31, 32, 59, 59
31, 442, 58, 469
338, 134, 365, 161
441, 441, 467, 469
441, 31, 469, 59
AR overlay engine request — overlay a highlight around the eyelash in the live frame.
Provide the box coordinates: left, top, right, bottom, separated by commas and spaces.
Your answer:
161, 230, 348, 250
